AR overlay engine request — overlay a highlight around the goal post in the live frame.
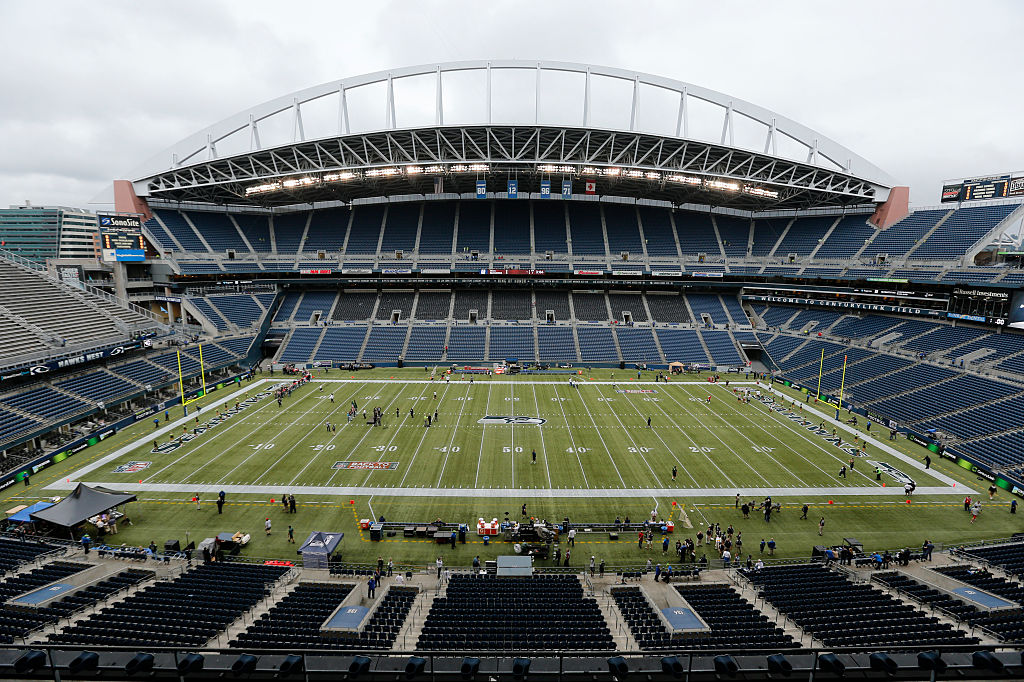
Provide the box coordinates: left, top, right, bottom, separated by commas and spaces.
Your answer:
814, 351, 847, 411
176, 344, 209, 408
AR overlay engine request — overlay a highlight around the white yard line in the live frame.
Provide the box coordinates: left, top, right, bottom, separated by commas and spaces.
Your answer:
680, 384, 845, 486
473, 382, 493, 488
575, 384, 628, 487
616, 390, 700, 487
530, 383, 552, 488
629, 388, 732, 486
551, 384, 590, 488
356, 381, 433, 487
435, 382, 472, 487
392, 383, 451, 489
221, 389, 339, 486
509, 381, 515, 488
594, 384, 660, 483
763, 383, 962, 487
63, 380, 273, 483
147, 388, 298, 485
722, 384, 877, 485
309, 379, 763, 385
284, 382, 369, 486
322, 383, 416, 487
657, 385, 774, 487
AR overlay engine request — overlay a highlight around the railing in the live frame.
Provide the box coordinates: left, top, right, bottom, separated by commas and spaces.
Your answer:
0, 249, 169, 332
4, 642, 1024, 679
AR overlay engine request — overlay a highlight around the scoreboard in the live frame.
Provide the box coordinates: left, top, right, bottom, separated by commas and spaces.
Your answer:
962, 177, 1009, 201
98, 214, 145, 262
101, 230, 144, 251
941, 173, 1022, 203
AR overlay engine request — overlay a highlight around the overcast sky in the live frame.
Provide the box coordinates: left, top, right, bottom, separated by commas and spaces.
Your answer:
1, 0, 1021, 210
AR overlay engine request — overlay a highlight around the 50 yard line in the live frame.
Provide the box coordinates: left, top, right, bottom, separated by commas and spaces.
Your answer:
529, 382, 552, 488
510, 380, 515, 488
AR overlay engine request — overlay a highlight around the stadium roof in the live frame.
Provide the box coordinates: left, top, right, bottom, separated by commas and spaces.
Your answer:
130, 60, 896, 211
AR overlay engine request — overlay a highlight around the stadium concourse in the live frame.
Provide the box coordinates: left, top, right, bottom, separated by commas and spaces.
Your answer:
4, 61, 1024, 677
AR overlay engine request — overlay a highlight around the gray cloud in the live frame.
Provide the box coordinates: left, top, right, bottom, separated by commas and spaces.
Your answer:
1, 0, 1021, 209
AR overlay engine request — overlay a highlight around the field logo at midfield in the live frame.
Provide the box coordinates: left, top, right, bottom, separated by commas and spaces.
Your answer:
332, 461, 399, 470
477, 416, 547, 425
113, 461, 151, 473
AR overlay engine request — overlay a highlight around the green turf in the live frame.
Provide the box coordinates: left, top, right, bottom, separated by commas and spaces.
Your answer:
4, 368, 1018, 568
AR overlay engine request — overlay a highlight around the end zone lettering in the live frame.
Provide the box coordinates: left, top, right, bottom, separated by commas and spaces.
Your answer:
332, 461, 399, 470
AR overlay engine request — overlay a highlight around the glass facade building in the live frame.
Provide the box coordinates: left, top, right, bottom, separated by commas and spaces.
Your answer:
0, 206, 97, 263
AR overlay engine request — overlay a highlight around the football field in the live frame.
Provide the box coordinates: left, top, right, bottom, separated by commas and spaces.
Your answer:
53, 370, 953, 497
10, 368, 1016, 566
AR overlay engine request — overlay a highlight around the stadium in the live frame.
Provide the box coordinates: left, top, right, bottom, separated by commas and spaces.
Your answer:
1, 60, 1024, 678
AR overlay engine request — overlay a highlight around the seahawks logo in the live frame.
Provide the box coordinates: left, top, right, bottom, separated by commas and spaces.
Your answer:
477, 416, 547, 425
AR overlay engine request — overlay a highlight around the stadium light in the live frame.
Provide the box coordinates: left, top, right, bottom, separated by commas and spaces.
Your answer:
245, 182, 282, 195
323, 171, 357, 182
972, 650, 1003, 671
706, 179, 740, 192
282, 176, 316, 189
538, 164, 575, 173
69, 651, 99, 675
13, 650, 46, 674
231, 654, 258, 676
667, 174, 702, 185
744, 185, 780, 199
124, 653, 154, 675
406, 164, 445, 175
450, 164, 489, 173
366, 167, 402, 178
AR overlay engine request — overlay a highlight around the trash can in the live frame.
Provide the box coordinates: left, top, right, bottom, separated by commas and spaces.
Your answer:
482, 535, 490, 546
